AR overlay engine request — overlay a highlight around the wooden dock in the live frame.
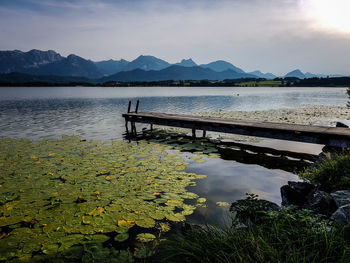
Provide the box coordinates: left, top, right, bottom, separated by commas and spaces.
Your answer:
123, 102, 350, 148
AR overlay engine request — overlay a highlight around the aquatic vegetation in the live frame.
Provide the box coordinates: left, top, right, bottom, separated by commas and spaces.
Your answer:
0, 136, 207, 261
216, 201, 230, 207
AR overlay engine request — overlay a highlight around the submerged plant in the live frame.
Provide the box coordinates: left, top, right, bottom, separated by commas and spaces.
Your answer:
0, 136, 207, 261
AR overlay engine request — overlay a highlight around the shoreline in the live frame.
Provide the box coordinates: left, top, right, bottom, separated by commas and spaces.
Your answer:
195, 104, 350, 127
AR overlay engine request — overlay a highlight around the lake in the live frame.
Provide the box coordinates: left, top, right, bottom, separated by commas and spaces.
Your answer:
0, 86, 348, 260
0, 86, 347, 141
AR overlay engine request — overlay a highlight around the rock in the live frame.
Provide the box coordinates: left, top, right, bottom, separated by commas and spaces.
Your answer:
336, 122, 349, 128
331, 190, 350, 207
280, 181, 315, 206
305, 190, 337, 216
331, 204, 350, 226
289, 181, 315, 195
280, 181, 339, 216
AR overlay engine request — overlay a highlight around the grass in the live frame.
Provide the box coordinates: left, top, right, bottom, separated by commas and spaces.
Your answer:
152, 206, 350, 263
299, 152, 350, 191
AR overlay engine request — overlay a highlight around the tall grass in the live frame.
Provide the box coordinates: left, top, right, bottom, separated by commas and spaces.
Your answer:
153, 207, 350, 263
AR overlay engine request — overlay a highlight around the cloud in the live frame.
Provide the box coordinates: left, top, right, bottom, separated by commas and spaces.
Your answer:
0, 0, 350, 75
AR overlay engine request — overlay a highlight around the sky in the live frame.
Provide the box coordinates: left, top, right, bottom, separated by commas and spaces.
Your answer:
1, 0, 350, 75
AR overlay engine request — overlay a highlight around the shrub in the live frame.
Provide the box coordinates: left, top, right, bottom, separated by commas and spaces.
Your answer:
299, 153, 350, 191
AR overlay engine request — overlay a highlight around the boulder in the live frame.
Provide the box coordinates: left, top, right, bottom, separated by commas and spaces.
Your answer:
280, 181, 339, 216
281, 181, 315, 206
331, 190, 350, 207
331, 204, 350, 226
305, 190, 337, 216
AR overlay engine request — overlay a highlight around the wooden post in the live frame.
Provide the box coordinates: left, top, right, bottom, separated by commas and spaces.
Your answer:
127, 101, 131, 113
132, 122, 137, 135
192, 129, 196, 138
135, 100, 139, 113
125, 118, 129, 134
150, 124, 153, 131
203, 130, 206, 137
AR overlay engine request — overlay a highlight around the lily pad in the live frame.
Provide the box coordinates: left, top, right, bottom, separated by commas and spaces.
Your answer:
135, 217, 156, 228
136, 233, 156, 242
0, 136, 209, 261
114, 233, 129, 242
216, 201, 230, 207
197, 197, 207, 203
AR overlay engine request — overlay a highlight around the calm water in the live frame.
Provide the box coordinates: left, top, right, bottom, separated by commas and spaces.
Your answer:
0, 86, 347, 226
0, 86, 347, 141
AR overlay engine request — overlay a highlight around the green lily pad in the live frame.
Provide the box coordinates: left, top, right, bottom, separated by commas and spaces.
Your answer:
114, 233, 129, 242
136, 233, 156, 242
135, 217, 156, 228
166, 213, 186, 222
0, 136, 209, 260
115, 226, 129, 234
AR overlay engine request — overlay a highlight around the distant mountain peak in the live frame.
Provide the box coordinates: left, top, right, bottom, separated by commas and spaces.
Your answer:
200, 60, 245, 73
175, 58, 197, 67
290, 69, 303, 74
67, 54, 80, 58
135, 55, 158, 59
248, 70, 276, 79
285, 69, 306, 79
181, 58, 195, 63
123, 55, 170, 71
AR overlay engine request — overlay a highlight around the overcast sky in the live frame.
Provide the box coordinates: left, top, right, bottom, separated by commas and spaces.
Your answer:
1, 0, 350, 75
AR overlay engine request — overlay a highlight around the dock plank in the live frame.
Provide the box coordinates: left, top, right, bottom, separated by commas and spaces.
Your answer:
123, 112, 350, 147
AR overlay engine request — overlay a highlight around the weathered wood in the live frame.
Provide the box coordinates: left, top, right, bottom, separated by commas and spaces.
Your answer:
125, 119, 129, 134
135, 100, 140, 113
122, 112, 350, 147
127, 101, 131, 113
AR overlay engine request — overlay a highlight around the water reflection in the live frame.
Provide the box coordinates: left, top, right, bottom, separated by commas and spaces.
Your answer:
128, 131, 307, 227
186, 158, 300, 227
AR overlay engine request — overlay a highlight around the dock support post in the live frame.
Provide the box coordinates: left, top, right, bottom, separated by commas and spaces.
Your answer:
125, 118, 129, 134
125, 101, 131, 134
150, 124, 153, 131
127, 101, 131, 113
203, 130, 206, 138
135, 100, 139, 113
132, 122, 137, 135
192, 129, 196, 138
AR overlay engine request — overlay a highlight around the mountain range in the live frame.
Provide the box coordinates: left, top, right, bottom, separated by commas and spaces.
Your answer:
0, 49, 345, 83
284, 69, 345, 79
